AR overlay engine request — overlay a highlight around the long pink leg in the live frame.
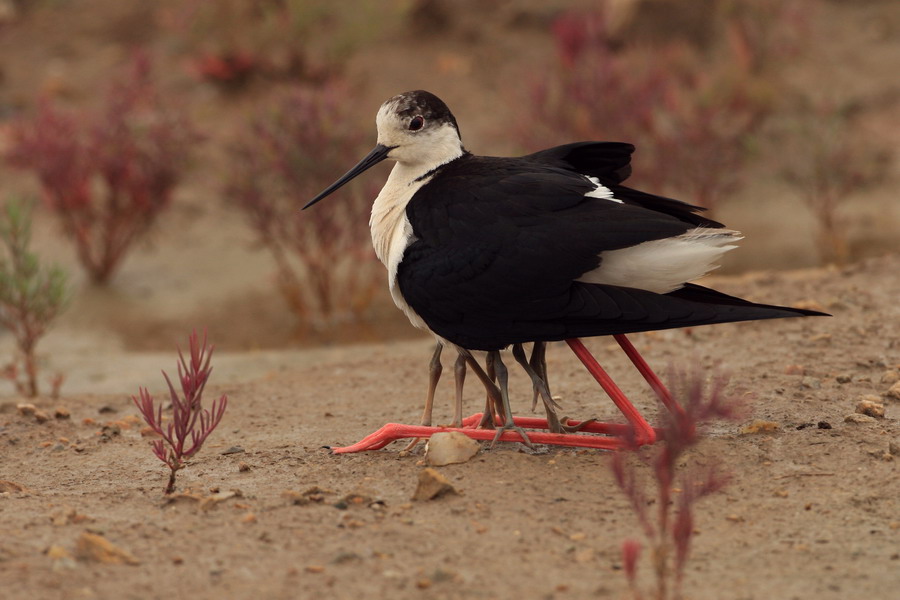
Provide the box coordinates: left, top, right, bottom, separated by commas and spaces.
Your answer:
329, 422, 649, 453
613, 334, 684, 417
565, 338, 656, 445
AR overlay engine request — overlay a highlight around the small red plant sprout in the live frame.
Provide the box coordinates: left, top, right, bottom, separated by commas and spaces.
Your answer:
133, 331, 227, 495
611, 370, 745, 600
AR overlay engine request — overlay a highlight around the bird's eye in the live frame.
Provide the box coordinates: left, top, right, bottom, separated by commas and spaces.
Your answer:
409, 116, 425, 132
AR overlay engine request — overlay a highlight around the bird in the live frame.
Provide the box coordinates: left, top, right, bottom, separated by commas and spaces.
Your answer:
305, 90, 826, 450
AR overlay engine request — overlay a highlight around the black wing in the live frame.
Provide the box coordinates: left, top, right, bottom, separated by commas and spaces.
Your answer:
523, 141, 635, 183
523, 142, 722, 227
405, 155, 694, 291
398, 154, 822, 350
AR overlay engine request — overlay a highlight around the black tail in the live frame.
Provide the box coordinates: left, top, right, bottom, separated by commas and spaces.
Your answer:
531, 282, 830, 346
667, 283, 829, 319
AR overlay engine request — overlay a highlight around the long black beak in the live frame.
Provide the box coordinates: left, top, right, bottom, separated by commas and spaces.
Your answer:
303, 144, 394, 210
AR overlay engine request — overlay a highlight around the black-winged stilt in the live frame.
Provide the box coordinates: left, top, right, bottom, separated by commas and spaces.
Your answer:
305, 90, 826, 452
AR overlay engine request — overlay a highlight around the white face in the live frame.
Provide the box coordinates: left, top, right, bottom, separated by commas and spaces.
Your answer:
375, 99, 464, 168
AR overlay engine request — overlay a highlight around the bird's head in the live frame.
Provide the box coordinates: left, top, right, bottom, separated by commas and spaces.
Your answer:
304, 90, 464, 209
374, 90, 464, 166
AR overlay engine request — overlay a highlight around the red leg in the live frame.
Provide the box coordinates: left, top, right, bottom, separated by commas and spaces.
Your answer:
613, 334, 684, 418
329, 422, 651, 453
565, 338, 656, 445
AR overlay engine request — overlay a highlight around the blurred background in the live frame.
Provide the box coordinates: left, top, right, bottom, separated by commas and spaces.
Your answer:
0, 0, 897, 364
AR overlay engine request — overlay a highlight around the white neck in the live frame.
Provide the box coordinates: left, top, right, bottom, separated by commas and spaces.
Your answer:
370, 163, 428, 267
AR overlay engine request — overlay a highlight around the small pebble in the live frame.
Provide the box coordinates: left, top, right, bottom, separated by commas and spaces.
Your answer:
835, 374, 852, 384
431, 568, 457, 583
0, 480, 26, 493
412, 468, 458, 501
16, 403, 36, 416
281, 490, 310, 506
801, 377, 821, 390
197, 490, 239, 511
238, 461, 251, 472
74, 532, 140, 565
881, 370, 900, 384
886, 381, 900, 400
740, 420, 780, 435
856, 398, 885, 419
99, 425, 120, 440
425, 431, 480, 466
54, 407, 70, 419
844, 413, 877, 424
46, 545, 71, 559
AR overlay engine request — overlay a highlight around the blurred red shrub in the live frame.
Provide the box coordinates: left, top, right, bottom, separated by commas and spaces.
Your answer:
161, 0, 405, 90
226, 83, 381, 327
6, 52, 202, 285
776, 100, 891, 265
522, 2, 811, 214
192, 51, 258, 90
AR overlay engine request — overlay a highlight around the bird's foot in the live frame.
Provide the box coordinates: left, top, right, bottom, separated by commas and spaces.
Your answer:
489, 420, 534, 449
475, 411, 499, 430
400, 437, 425, 453
555, 415, 598, 433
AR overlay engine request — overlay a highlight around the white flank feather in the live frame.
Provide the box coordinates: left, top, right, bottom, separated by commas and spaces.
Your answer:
576, 228, 743, 293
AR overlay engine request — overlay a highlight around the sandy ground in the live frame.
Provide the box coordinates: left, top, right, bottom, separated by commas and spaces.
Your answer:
1, 1, 900, 599
2, 255, 900, 600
